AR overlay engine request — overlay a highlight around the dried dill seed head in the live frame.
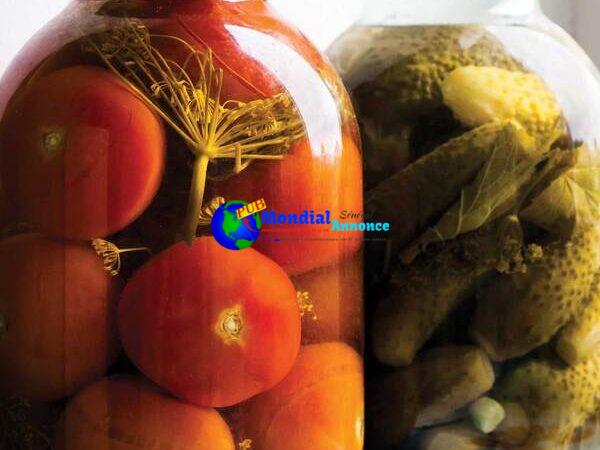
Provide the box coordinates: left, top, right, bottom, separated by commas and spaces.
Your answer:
91, 238, 151, 277
238, 438, 253, 450
85, 20, 305, 244
197, 196, 225, 226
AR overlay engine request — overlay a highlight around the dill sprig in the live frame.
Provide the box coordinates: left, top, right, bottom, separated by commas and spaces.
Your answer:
297, 291, 318, 321
85, 20, 305, 243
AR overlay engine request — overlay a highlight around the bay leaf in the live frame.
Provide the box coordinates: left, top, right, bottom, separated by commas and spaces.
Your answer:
401, 121, 557, 263
521, 146, 600, 236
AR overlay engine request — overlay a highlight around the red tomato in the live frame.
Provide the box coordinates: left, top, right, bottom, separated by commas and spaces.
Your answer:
238, 342, 364, 450
119, 237, 301, 407
57, 375, 235, 450
147, 0, 329, 103
214, 134, 363, 275
292, 251, 363, 346
0, 233, 120, 401
0, 66, 165, 240
0, 185, 14, 231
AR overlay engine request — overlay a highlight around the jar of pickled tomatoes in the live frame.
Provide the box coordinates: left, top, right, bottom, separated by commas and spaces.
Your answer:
328, 0, 600, 449
0, 1, 364, 449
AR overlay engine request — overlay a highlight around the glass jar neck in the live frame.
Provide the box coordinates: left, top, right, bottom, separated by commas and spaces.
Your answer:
358, 0, 543, 26
81, 0, 265, 10
81, 0, 267, 18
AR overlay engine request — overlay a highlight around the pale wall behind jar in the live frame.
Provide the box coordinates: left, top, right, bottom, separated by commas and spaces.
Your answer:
0, 0, 599, 77
542, 0, 600, 66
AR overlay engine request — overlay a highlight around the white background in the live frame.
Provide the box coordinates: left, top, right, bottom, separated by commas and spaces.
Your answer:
1, 0, 599, 75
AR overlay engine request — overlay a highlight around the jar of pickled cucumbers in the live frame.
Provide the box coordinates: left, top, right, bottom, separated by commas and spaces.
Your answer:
0, 1, 364, 449
328, 0, 600, 449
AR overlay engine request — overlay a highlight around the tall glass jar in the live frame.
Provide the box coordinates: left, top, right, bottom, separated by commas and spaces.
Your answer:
0, 1, 364, 449
329, 1, 600, 449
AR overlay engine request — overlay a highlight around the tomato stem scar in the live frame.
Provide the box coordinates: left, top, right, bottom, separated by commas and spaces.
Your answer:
41, 129, 65, 160
216, 305, 245, 345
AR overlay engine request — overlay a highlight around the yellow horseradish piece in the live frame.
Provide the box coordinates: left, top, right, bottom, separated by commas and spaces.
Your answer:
442, 66, 562, 139
354, 26, 523, 120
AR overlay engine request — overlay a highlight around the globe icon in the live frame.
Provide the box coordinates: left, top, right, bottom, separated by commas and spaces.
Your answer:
211, 201, 263, 250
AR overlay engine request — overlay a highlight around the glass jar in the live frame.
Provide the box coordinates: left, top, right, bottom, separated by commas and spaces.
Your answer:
328, 1, 600, 449
0, 1, 364, 449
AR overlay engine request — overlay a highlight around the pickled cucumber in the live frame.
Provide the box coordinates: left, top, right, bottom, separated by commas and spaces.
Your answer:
362, 119, 413, 189
420, 423, 491, 450
369, 346, 495, 449
442, 66, 562, 140
400, 122, 560, 263
373, 219, 524, 367
472, 225, 600, 362
354, 26, 523, 121
571, 409, 600, 448
493, 401, 531, 446
496, 355, 600, 448
366, 121, 526, 251
557, 273, 600, 365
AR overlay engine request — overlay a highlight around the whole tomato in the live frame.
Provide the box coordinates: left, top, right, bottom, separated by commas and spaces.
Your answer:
119, 237, 301, 407
0, 66, 165, 240
0, 233, 120, 401
140, 0, 330, 103
57, 375, 235, 450
238, 342, 364, 450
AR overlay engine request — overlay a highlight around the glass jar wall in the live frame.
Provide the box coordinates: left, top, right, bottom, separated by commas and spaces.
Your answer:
328, 0, 600, 449
0, 1, 364, 449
